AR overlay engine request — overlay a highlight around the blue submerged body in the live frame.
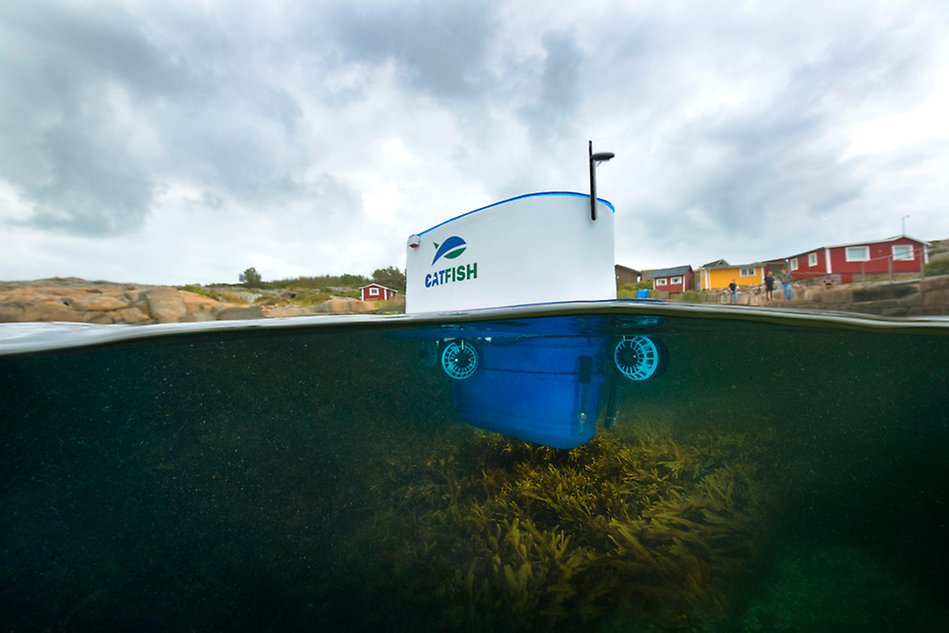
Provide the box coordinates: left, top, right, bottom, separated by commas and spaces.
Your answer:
450, 335, 607, 448
401, 312, 668, 448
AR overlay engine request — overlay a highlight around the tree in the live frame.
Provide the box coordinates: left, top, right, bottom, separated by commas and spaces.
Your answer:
372, 266, 406, 291
239, 267, 262, 286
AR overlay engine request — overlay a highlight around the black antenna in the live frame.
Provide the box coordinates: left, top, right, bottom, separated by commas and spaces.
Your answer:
589, 140, 615, 221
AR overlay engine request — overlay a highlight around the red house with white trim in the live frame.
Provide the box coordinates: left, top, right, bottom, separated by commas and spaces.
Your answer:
651, 265, 693, 294
785, 236, 928, 284
359, 283, 399, 301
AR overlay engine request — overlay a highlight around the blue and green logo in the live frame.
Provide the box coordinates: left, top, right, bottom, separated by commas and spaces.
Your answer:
425, 235, 477, 289
431, 236, 467, 265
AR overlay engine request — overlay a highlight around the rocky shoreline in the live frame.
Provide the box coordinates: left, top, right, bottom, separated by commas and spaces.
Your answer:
2, 274, 946, 325
0, 278, 394, 324
671, 275, 949, 316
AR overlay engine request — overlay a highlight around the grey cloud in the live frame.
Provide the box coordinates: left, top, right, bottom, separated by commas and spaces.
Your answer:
162, 108, 295, 199
304, 172, 361, 221
0, 2, 189, 99
792, 29, 931, 110
0, 2, 183, 234
636, 24, 941, 256
324, 1, 496, 98
0, 1, 313, 234
3, 0, 948, 283
683, 118, 861, 226
23, 109, 155, 234
519, 32, 583, 146
202, 191, 224, 209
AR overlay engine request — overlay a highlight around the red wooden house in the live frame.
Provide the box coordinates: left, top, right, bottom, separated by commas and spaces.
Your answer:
785, 236, 928, 284
650, 265, 693, 294
359, 283, 399, 301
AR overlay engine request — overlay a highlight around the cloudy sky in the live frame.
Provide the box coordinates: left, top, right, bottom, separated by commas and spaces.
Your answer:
1, 0, 948, 285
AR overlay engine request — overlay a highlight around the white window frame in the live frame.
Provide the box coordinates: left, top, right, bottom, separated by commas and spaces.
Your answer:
739, 267, 756, 276
892, 245, 914, 261
655, 278, 668, 286
790, 258, 799, 271
808, 252, 818, 267
369, 287, 380, 296
845, 246, 870, 262
670, 276, 682, 284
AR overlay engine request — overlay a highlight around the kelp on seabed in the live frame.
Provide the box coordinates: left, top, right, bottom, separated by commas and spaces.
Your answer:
350, 425, 773, 631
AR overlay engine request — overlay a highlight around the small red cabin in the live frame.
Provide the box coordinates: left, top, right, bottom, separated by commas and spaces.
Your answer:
359, 283, 398, 301
786, 236, 928, 284
650, 265, 693, 294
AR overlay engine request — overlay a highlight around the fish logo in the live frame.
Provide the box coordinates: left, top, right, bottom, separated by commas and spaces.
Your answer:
431, 236, 467, 265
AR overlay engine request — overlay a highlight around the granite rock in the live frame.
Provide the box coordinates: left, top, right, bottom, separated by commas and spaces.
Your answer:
145, 288, 188, 323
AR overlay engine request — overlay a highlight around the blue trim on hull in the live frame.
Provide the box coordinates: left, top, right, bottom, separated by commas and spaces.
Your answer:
418, 191, 615, 236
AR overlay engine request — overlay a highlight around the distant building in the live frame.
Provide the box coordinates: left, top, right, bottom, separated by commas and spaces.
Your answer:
699, 263, 764, 290
651, 265, 693, 294
359, 283, 398, 301
615, 264, 641, 288
783, 236, 928, 284
759, 258, 789, 276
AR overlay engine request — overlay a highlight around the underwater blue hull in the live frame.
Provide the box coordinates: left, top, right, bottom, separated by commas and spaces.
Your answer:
410, 313, 668, 448
451, 336, 609, 449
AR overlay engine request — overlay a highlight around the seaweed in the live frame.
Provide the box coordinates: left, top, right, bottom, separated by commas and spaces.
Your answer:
349, 423, 773, 631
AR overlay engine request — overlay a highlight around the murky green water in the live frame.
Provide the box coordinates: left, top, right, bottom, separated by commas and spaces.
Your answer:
1, 306, 947, 631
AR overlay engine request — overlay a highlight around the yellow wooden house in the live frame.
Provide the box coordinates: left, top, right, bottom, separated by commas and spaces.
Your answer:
699, 262, 764, 290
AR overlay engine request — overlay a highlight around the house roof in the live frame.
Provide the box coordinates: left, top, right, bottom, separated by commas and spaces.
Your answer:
701, 259, 729, 268
358, 283, 398, 291
829, 234, 928, 248
651, 265, 692, 277
786, 235, 929, 258
699, 262, 762, 270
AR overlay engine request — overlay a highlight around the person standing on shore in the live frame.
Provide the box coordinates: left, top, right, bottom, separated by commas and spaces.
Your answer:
764, 271, 775, 302
729, 280, 738, 304
781, 269, 793, 301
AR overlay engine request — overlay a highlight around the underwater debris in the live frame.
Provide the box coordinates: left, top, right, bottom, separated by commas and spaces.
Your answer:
352, 426, 773, 630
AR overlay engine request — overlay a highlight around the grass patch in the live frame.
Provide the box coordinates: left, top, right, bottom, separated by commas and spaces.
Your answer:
177, 285, 245, 303
924, 260, 949, 277
253, 290, 334, 307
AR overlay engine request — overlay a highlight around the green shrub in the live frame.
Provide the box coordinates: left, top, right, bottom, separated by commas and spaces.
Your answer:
618, 281, 654, 298
674, 290, 704, 302
293, 292, 332, 306
178, 284, 216, 298
264, 274, 371, 289
239, 267, 263, 286
924, 259, 949, 277
177, 285, 243, 303
216, 291, 245, 304
254, 295, 286, 306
